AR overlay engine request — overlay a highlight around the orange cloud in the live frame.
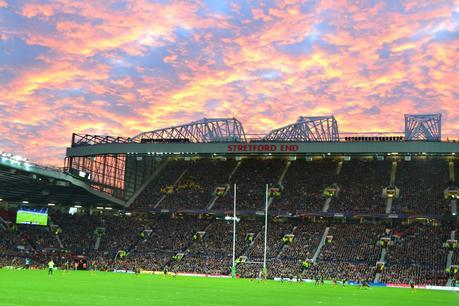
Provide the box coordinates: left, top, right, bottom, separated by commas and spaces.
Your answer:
0, 0, 457, 165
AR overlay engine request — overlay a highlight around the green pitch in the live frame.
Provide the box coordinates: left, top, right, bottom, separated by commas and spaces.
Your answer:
0, 270, 457, 306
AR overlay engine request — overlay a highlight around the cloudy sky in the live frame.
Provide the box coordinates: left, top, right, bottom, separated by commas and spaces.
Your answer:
0, 0, 458, 165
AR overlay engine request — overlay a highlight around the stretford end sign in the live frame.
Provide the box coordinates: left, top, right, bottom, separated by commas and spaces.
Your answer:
66, 141, 459, 157
227, 144, 299, 152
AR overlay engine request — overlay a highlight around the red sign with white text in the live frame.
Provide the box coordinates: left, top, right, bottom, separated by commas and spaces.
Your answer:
227, 144, 299, 152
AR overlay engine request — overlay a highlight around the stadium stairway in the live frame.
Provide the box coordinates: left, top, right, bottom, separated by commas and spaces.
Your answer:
374, 272, 382, 283
385, 198, 394, 214
228, 160, 242, 182
323, 162, 343, 212
451, 199, 458, 216
390, 161, 397, 186
267, 161, 291, 209
322, 197, 332, 213
373, 248, 387, 283
336, 161, 343, 176
207, 161, 242, 210
164, 222, 214, 268
125, 159, 171, 207
449, 161, 455, 182
185, 222, 214, 254
242, 226, 264, 257
127, 230, 153, 256
448, 160, 457, 216
275, 225, 298, 259
154, 169, 188, 208
311, 227, 330, 263
0, 215, 6, 230
207, 194, 219, 210
55, 233, 64, 249
446, 230, 456, 286
385, 161, 398, 214
94, 235, 102, 251
277, 161, 291, 187
22, 233, 38, 251
48, 217, 64, 249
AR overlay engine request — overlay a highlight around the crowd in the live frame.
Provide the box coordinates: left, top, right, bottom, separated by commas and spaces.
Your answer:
97, 215, 150, 256
331, 160, 391, 213
170, 255, 232, 275
0, 229, 31, 255
395, 160, 450, 214
0, 202, 455, 285
0, 225, 65, 269
303, 224, 383, 282
246, 222, 294, 259
16, 225, 61, 250
158, 159, 237, 210
306, 262, 376, 282
186, 220, 263, 257
51, 212, 102, 255
237, 222, 326, 278
128, 158, 452, 216
318, 224, 383, 263
133, 217, 209, 254
380, 225, 449, 285
268, 259, 303, 278
280, 223, 326, 260
273, 160, 337, 212
213, 159, 287, 210
132, 159, 188, 210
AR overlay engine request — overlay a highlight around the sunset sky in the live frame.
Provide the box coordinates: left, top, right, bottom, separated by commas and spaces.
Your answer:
0, 0, 458, 165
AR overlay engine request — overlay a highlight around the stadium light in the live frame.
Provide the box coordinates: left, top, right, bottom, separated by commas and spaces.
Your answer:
47, 203, 55, 206
105, 207, 113, 210
96, 206, 104, 210
74, 205, 82, 208
0, 198, 2, 201
22, 200, 29, 204
12, 155, 26, 162
225, 216, 240, 222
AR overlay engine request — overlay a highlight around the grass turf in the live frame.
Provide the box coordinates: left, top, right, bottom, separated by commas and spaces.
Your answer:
0, 270, 457, 306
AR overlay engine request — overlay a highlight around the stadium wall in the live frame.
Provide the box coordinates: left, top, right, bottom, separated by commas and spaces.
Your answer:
67, 141, 459, 157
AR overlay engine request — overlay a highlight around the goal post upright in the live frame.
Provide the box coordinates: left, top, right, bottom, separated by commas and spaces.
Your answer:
231, 183, 237, 278
263, 184, 268, 274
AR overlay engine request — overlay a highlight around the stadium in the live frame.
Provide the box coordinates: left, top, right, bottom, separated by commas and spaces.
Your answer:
1, 114, 458, 305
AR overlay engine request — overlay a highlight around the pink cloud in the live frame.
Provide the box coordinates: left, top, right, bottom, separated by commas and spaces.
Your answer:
0, 0, 457, 165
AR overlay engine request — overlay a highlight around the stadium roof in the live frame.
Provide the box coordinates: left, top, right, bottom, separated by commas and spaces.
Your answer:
69, 113, 457, 147
0, 157, 125, 209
